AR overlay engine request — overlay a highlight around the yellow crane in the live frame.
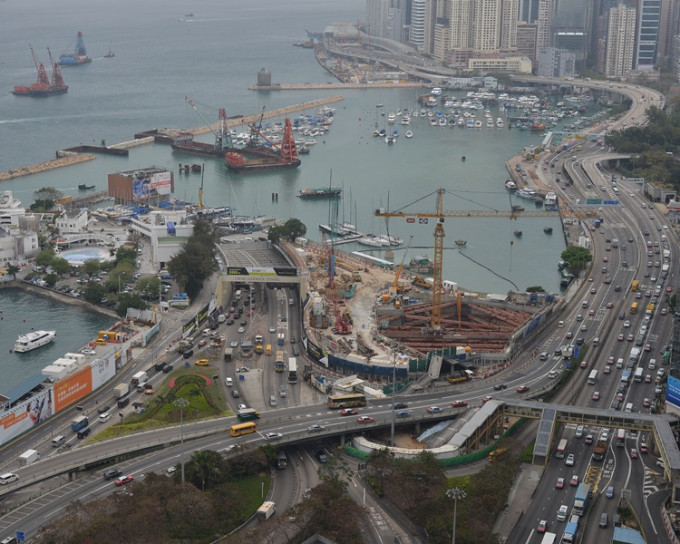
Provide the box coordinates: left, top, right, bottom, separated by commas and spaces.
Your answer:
390, 234, 413, 296
374, 188, 559, 331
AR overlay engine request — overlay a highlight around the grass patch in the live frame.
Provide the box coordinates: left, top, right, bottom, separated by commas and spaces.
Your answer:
235, 473, 272, 516
447, 475, 471, 488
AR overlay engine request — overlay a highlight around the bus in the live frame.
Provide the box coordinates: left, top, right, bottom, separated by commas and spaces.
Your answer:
327, 393, 367, 409
540, 533, 557, 544
634, 367, 644, 383
230, 421, 257, 437
616, 428, 626, 447
587, 369, 598, 385
631, 280, 639, 292
630, 301, 638, 314
288, 357, 298, 384
275, 351, 285, 373
555, 438, 568, 458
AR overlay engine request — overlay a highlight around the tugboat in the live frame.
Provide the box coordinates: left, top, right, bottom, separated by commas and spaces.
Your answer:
78, 184, 95, 190
513, 230, 523, 238
543, 226, 553, 234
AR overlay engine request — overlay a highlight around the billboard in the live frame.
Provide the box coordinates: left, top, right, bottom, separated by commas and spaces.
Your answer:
91, 356, 116, 390
667, 375, 680, 410
53, 366, 93, 413
150, 171, 172, 195
132, 171, 173, 201
0, 387, 55, 445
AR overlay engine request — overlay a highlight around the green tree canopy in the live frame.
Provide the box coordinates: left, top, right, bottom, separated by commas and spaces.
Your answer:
31, 187, 63, 211
82, 259, 101, 277
167, 219, 218, 299
35, 247, 56, 267
267, 218, 307, 243
51, 257, 70, 276
561, 246, 592, 275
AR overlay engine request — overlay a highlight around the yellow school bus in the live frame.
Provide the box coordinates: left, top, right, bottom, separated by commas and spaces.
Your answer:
230, 421, 257, 437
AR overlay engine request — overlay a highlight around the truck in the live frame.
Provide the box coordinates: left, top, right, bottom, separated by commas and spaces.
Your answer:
177, 337, 194, 353
131, 371, 148, 386
572, 483, 591, 516
592, 440, 608, 461
256, 500, 276, 520
612, 238, 619, 248
629, 347, 641, 364
114, 383, 130, 398
18, 449, 40, 466
621, 369, 632, 384
561, 521, 578, 543
561, 345, 574, 360
71, 415, 89, 432
276, 450, 287, 470
223, 347, 233, 362
237, 408, 260, 421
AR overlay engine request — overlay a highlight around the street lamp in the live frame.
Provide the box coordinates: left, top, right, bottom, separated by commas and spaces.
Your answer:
446, 487, 466, 544
174, 397, 190, 485
390, 356, 397, 446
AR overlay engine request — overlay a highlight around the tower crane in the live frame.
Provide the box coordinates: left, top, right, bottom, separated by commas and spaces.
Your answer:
374, 188, 559, 331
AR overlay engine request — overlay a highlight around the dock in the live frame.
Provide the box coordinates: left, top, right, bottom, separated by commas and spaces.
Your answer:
249, 82, 424, 91
0, 96, 345, 181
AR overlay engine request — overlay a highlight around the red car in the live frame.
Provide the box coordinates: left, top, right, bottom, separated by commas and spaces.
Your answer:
357, 416, 374, 424
340, 408, 358, 416
640, 443, 648, 453
630, 448, 638, 459
555, 477, 565, 489
481, 396, 493, 404
537, 520, 548, 533
570, 474, 579, 486
516, 385, 530, 393
115, 475, 134, 486
451, 400, 468, 408
603, 366, 611, 374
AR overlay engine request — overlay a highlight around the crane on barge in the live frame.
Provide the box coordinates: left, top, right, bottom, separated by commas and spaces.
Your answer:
13, 45, 68, 97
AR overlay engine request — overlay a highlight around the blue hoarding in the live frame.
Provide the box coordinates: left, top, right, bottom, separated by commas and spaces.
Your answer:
666, 375, 680, 409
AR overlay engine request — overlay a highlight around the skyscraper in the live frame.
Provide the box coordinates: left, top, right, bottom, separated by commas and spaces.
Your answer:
536, 0, 555, 51
605, 4, 637, 76
411, 0, 427, 50
634, 0, 662, 70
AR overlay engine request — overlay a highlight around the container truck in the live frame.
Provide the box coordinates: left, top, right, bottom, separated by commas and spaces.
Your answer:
256, 501, 276, 520
572, 483, 590, 516
114, 383, 129, 398
71, 415, 89, 432
131, 371, 148, 386
18, 449, 40, 466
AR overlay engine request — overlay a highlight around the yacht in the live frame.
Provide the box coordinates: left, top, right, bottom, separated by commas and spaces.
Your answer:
14, 330, 56, 353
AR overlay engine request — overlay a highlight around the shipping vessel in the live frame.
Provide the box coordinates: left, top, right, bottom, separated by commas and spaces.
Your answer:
14, 330, 56, 353
225, 118, 300, 173
58, 31, 92, 66
13, 45, 68, 97
297, 186, 342, 199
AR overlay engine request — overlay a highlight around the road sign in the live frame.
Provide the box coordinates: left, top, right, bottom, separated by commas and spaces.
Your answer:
603, 200, 619, 205
586, 198, 602, 205
17, 531, 25, 542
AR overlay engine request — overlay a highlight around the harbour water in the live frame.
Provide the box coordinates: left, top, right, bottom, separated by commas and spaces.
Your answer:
0, 0, 607, 388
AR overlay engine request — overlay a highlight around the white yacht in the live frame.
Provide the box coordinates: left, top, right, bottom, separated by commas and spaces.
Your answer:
14, 330, 56, 353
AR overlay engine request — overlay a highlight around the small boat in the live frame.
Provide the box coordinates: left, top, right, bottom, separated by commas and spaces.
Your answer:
511, 205, 525, 212
376, 103, 384, 108
405, 130, 413, 139
385, 136, 395, 144
104, 46, 115, 58
461, 156, 466, 162
505, 180, 517, 191
455, 240, 467, 246
14, 330, 56, 353
544, 227, 553, 234
513, 230, 523, 238
297, 186, 342, 199
78, 184, 95, 190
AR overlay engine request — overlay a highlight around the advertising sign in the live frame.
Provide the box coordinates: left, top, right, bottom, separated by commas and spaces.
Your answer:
53, 367, 93, 413
150, 171, 172, 195
667, 375, 680, 410
91, 357, 116, 390
0, 387, 54, 445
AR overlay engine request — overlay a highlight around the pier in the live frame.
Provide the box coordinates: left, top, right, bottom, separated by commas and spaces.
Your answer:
0, 96, 345, 181
249, 82, 424, 91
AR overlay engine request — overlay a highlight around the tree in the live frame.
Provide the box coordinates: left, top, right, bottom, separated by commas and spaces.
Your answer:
526, 285, 545, 293
116, 245, 138, 266
35, 247, 56, 268
168, 219, 218, 299
561, 246, 592, 275
267, 225, 287, 243
83, 258, 101, 277
116, 293, 146, 316
283, 218, 306, 240
6, 264, 20, 279
83, 283, 106, 304
184, 449, 226, 491
44, 273, 58, 287
31, 187, 63, 211
51, 257, 70, 276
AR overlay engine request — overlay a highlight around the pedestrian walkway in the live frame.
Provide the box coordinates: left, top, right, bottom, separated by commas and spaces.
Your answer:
492, 464, 544, 542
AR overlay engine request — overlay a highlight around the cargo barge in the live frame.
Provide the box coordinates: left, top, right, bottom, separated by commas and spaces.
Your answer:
225, 118, 300, 173
58, 31, 92, 66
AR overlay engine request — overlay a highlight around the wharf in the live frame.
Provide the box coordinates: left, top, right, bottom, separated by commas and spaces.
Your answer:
249, 82, 424, 91
0, 97, 345, 181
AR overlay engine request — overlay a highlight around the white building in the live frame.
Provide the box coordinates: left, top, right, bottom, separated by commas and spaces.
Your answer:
55, 208, 89, 234
469, 56, 532, 73
0, 191, 26, 228
605, 4, 636, 77
537, 47, 576, 78
128, 210, 194, 266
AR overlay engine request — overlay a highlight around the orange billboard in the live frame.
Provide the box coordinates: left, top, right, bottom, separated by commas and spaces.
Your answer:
53, 366, 93, 413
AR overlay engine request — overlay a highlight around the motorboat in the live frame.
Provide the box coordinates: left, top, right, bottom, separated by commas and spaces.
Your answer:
505, 180, 517, 191
14, 330, 56, 353
405, 130, 413, 139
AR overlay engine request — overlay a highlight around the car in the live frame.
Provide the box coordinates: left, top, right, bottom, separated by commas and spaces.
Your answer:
646, 290, 652, 297
590, 287, 597, 294
481, 395, 493, 403
340, 408, 358, 416
617, 333, 625, 341
236, 366, 249, 372
606, 301, 613, 308
617, 392, 624, 402
357, 416, 374, 423
565, 331, 573, 339
238, 326, 246, 334
269, 326, 276, 333
570, 474, 579, 486
607, 355, 615, 365
427, 406, 443, 413
606, 485, 615, 499
603, 365, 611, 374
557, 504, 569, 522
666, 286, 673, 293
237, 403, 247, 410
565, 454, 575, 466
197, 339, 208, 348
290, 336, 297, 344
226, 319, 234, 326
624, 320, 631, 328
451, 400, 468, 408
264, 432, 283, 439
493, 383, 507, 391
592, 391, 600, 401
636, 292, 642, 299
645, 375, 652, 383
394, 402, 409, 409
585, 434, 594, 444
627, 334, 634, 342
630, 448, 638, 459
230, 340, 239, 348
307, 424, 325, 433
115, 475, 134, 486
555, 477, 565, 489
516, 385, 530, 393
396, 410, 412, 418
98, 404, 111, 415
580, 360, 587, 368
537, 520, 548, 533
162, 363, 174, 373
644, 343, 652, 352
575, 425, 584, 438
588, 309, 595, 316
643, 397, 651, 407
580, 324, 587, 332
640, 443, 648, 453
104, 468, 123, 480
603, 256, 609, 262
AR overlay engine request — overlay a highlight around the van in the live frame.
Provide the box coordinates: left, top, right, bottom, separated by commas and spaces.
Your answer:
625, 402, 633, 413
649, 358, 656, 369
99, 412, 112, 423
575, 425, 584, 438
136, 382, 148, 392
0, 473, 18, 485
599, 513, 608, 528
558, 320, 565, 328
557, 504, 569, 522
77, 427, 92, 439
226, 377, 233, 387
616, 358, 624, 368
548, 370, 559, 379
52, 435, 66, 448
279, 385, 287, 398
289, 298, 294, 306
582, 300, 589, 308
576, 314, 583, 322
593, 337, 600, 347
539, 351, 548, 361
270, 395, 277, 407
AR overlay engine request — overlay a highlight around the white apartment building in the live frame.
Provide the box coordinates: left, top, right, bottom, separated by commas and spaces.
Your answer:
605, 4, 637, 77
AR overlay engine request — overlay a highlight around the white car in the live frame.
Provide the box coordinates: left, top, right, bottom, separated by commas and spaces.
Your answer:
238, 326, 246, 334
264, 432, 283, 440
565, 453, 575, 466
269, 326, 276, 333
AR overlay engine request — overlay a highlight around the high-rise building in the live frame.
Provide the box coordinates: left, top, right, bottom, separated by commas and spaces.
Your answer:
536, 0, 555, 51
517, 22, 539, 66
605, 4, 637, 76
366, 0, 390, 37
519, 0, 539, 22
552, 0, 593, 64
537, 47, 576, 77
633, 0, 662, 70
410, 0, 427, 50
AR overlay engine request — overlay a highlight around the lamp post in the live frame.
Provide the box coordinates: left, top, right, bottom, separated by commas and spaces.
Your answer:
174, 397, 189, 485
390, 355, 396, 446
446, 487, 466, 544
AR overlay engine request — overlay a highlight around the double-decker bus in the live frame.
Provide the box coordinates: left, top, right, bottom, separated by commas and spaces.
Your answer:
288, 357, 298, 384
327, 393, 367, 409
615, 428, 626, 447
555, 438, 568, 458
230, 421, 257, 437
275, 351, 285, 372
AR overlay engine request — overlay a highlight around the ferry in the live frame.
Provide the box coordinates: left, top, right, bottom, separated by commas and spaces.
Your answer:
14, 330, 56, 353
516, 189, 539, 201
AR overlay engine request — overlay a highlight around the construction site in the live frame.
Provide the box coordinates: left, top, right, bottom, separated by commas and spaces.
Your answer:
299, 188, 562, 386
